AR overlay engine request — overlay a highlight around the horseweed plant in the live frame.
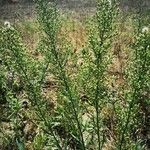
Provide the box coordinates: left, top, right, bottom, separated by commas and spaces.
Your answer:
0, 16, 61, 149
118, 25, 150, 149
80, 0, 118, 149
0, 0, 149, 149
36, 0, 118, 149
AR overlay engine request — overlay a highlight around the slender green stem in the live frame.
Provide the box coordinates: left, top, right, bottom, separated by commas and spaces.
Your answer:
119, 33, 149, 150
10, 45, 62, 150
50, 46, 86, 150
118, 89, 136, 150
94, 60, 101, 150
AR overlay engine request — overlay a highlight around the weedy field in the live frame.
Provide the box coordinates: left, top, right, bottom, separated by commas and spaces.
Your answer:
0, 0, 150, 150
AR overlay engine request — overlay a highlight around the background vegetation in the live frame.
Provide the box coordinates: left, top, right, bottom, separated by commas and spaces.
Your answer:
0, 0, 150, 149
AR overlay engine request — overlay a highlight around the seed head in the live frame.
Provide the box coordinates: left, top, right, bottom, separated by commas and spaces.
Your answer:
142, 26, 149, 33
4, 21, 11, 28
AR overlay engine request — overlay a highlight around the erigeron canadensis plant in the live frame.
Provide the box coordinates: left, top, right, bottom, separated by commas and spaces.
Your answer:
118, 21, 150, 149
35, 0, 86, 149
0, 22, 28, 149
0, 19, 62, 149
78, 0, 119, 149
35, 0, 119, 149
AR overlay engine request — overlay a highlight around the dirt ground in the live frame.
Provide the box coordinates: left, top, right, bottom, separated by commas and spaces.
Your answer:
0, 0, 149, 21
0, 0, 96, 21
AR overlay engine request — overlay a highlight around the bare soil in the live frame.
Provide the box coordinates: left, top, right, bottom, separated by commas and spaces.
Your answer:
0, 0, 96, 21
0, 0, 149, 21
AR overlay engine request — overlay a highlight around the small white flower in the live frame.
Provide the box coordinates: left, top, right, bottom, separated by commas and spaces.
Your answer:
142, 26, 149, 33
4, 21, 11, 28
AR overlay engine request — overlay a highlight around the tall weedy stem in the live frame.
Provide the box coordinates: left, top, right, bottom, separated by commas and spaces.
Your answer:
119, 18, 150, 150
36, 0, 86, 149
88, 0, 118, 149
0, 25, 62, 149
